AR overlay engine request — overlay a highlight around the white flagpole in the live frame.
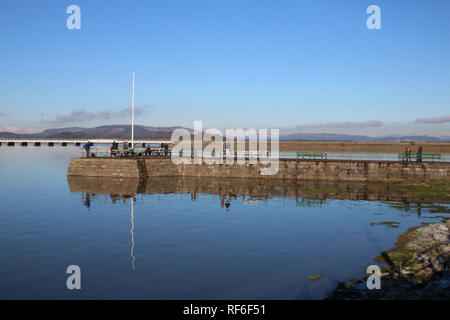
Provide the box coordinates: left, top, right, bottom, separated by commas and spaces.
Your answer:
131, 72, 135, 149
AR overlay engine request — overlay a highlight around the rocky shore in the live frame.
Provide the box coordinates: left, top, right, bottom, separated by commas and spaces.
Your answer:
328, 220, 450, 299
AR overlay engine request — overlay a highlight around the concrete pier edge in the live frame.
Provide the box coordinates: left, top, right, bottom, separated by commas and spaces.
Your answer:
67, 157, 450, 182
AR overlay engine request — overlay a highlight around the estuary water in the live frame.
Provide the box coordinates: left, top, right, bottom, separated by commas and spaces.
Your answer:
0, 147, 448, 299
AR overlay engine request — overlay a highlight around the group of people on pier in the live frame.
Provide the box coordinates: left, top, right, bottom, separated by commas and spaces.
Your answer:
110, 141, 128, 157
403, 145, 423, 162
110, 141, 171, 157
82, 141, 432, 163
143, 143, 170, 156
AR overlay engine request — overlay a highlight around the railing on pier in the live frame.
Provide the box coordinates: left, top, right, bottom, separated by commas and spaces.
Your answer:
398, 153, 441, 162
82, 147, 172, 158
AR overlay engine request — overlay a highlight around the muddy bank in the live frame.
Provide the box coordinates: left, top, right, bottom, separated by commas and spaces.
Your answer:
199, 141, 450, 153
328, 220, 450, 299
278, 141, 450, 153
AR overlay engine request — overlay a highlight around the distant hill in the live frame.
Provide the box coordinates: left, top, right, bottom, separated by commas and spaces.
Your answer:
0, 125, 192, 140
1, 125, 449, 142
0, 132, 19, 138
279, 133, 450, 143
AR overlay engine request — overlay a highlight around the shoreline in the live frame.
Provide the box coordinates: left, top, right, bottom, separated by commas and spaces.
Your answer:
328, 219, 450, 300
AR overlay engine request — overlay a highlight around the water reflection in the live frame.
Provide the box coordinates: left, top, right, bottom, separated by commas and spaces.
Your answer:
5, 148, 450, 299
383, 201, 450, 217
82, 193, 91, 209
296, 198, 325, 208
222, 194, 231, 210
67, 175, 450, 207
130, 200, 135, 271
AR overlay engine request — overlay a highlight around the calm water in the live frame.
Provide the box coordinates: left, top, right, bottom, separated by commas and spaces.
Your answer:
0, 147, 448, 299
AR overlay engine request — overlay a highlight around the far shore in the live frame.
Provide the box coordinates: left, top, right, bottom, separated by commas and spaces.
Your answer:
278, 141, 450, 153
3, 138, 450, 154
187, 141, 450, 153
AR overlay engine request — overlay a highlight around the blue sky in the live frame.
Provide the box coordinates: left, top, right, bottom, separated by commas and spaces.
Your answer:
0, 0, 449, 136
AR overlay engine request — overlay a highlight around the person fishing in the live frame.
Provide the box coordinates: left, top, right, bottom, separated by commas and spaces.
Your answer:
145, 145, 152, 156
83, 141, 91, 157
111, 141, 119, 157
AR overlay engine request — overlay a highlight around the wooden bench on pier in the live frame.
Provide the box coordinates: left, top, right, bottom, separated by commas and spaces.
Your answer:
143, 147, 172, 157
296, 151, 327, 160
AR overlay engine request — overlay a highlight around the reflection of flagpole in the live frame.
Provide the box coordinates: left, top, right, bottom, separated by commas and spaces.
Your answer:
131, 72, 135, 149
130, 199, 135, 271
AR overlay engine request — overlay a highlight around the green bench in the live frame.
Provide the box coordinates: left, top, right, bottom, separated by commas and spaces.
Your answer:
296, 151, 327, 160
398, 153, 441, 162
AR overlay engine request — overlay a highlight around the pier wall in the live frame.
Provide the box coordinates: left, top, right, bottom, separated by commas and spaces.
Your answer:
67, 158, 450, 182
67, 158, 143, 178
66, 175, 448, 204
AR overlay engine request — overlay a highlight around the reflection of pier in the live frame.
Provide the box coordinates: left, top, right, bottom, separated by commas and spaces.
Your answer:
67, 175, 449, 204
296, 198, 325, 207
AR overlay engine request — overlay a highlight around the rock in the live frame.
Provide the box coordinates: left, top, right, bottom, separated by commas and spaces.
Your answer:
431, 255, 447, 272
442, 244, 450, 254
401, 269, 413, 275
328, 219, 450, 299
349, 279, 363, 285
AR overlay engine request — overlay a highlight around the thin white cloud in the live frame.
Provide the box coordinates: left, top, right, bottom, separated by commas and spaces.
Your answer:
414, 114, 450, 124
43, 106, 147, 126
293, 120, 383, 130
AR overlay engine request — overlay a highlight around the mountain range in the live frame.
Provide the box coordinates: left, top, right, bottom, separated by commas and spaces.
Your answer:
279, 133, 450, 142
0, 125, 449, 142
0, 125, 190, 140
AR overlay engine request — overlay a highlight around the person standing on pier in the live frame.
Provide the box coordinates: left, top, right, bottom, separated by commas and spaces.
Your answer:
111, 141, 119, 157
405, 147, 411, 162
83, 141, 91, 158
417, 145, 423, 162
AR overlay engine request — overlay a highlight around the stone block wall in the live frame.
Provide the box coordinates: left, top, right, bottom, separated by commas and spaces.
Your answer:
67, 158, 141, 178
67, 157, 450, 182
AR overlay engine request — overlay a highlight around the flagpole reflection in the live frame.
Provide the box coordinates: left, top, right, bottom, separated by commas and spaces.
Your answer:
130, 199, 136, 271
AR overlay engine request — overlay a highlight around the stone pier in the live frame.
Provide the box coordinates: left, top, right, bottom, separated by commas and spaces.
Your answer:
67, 157, 450, 182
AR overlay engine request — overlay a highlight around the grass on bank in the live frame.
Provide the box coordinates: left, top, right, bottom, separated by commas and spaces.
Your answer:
388, 180, 450, 202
